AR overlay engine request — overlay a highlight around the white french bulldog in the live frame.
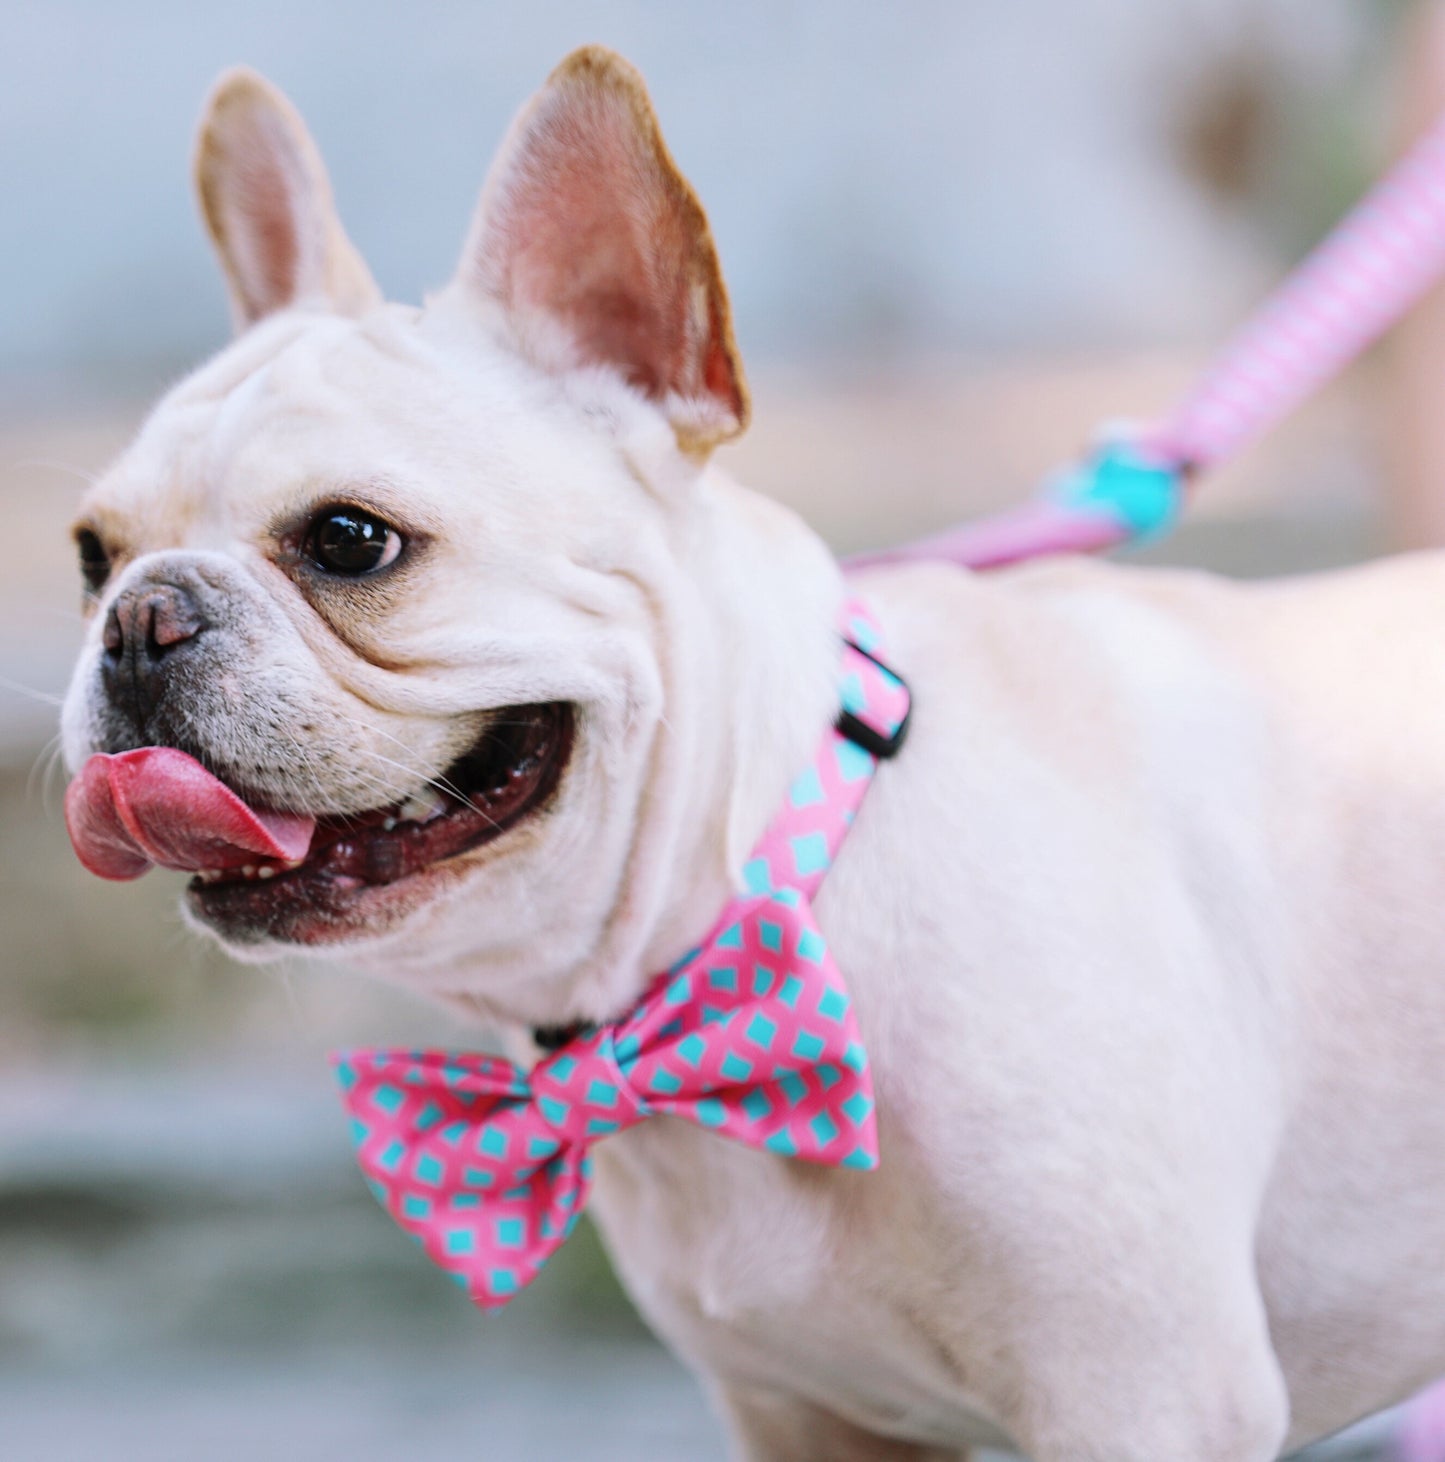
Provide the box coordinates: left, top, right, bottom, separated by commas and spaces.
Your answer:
58, 45, 1445, 1462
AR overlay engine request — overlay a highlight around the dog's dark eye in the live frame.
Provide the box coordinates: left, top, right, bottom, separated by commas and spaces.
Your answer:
304, 508, 403, 576
75, 527, 111, 594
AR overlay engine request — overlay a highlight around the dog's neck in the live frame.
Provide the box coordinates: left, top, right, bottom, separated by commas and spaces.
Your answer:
560, 463, 848, 1029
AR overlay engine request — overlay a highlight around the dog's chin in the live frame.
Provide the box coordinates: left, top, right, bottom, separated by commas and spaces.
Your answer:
183, 702, 575, 950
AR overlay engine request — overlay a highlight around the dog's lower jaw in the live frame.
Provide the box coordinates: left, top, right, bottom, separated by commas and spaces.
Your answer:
181, 702, 577, 951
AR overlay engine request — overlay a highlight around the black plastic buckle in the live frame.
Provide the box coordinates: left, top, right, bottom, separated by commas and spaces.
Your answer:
532, 1021, 593, 1051
834, 640, 911, 760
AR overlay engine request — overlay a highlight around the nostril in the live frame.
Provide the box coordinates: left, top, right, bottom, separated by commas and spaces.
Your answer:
146, 588, 207, 654
102, 606, 123, 659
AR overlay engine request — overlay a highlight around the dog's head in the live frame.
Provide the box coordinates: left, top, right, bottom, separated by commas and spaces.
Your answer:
60, 48, 832, 1026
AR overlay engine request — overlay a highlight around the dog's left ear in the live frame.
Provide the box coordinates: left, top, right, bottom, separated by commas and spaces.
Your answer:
455, 45, 749, 454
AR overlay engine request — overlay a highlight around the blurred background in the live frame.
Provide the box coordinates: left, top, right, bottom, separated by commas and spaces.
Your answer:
2, 1, 1441, 1457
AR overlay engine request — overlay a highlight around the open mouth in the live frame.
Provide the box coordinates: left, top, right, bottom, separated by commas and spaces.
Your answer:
184, 702, 574, 937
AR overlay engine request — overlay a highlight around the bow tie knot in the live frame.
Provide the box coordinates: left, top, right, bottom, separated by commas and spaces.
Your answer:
334, 889, 880, 1307
530, 1032, 650, 1146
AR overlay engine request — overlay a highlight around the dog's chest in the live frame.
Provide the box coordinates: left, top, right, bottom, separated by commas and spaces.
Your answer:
588, 1123, 1003, 1448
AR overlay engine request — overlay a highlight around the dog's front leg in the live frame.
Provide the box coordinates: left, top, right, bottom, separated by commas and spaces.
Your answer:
718, 1383, 974, 1462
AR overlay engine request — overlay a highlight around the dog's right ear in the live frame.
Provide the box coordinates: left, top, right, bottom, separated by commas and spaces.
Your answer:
193, 68, 381, 331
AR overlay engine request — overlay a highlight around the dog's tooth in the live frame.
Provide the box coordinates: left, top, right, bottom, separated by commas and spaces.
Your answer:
241, 864, 257, 879
382, 817, 398, 832
257, 865, 276, 880
397, 787, 447, 824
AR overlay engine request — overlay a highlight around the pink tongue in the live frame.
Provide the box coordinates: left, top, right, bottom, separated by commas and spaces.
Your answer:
65, 747, 316, 881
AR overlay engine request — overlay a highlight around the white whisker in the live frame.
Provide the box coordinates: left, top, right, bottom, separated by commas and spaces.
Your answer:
27, 732, 68, 813
322, 709, 475, 808
13, 457, 102, 488
0, 673, 64, 708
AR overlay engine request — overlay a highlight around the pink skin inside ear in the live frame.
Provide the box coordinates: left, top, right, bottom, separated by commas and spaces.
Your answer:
476, 62, 743, 431
65, 747, 315, 881
494, 142, 702, 400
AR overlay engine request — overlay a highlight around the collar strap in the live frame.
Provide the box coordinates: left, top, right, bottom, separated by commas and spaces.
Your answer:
532, 599, 910, 1051
836, 636, 911, 759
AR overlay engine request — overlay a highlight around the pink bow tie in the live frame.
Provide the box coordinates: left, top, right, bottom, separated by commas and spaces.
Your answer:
334, 599, 909, 1308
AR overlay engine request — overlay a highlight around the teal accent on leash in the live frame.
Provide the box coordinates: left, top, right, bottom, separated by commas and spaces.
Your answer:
1052, 441, 1183, 543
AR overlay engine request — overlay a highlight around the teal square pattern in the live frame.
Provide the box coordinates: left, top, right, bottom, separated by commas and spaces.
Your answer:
745, 1013, 778, 1050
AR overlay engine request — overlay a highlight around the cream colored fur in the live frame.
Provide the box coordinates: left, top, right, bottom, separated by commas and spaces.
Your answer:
60, 47, 1445, 1462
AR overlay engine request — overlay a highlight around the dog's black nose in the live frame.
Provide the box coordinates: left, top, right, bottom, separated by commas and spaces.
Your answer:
104, 582, 208, 661
101, 582, 209, 729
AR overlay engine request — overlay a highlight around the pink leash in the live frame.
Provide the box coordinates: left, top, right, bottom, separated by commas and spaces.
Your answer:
850, 111, 1445, 573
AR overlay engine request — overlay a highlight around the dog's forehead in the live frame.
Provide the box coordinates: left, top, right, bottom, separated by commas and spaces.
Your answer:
80, 305, 601, 550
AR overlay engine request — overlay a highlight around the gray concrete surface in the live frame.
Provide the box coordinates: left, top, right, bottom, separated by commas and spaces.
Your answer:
0, 1065, 1401, 1460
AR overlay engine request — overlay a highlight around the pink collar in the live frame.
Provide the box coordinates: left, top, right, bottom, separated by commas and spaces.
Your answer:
334, 597, 910, 1306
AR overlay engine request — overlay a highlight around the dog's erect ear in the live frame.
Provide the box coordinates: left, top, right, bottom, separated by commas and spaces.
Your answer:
456, 45, 749, 453
194, 67, 381, 331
